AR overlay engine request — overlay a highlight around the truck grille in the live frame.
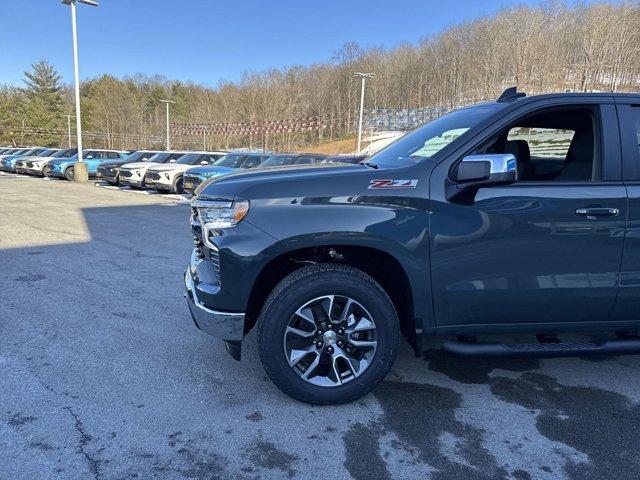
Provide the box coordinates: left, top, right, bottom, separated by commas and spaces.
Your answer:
26, 161, 33, 168
146, 171, 161, 181
210, 248, 221, 279
119, 170, 132, 178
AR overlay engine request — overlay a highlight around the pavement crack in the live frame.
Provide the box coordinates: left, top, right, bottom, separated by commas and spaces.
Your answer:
64, 406, 103, 480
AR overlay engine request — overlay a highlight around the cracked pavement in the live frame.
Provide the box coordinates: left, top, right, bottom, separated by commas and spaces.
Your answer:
2, 174, 640, 480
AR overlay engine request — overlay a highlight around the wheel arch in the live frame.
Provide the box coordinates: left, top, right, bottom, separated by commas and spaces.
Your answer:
244, 244, 418, 350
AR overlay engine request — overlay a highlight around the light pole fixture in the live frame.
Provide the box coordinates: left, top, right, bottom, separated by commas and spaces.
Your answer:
159, 100, 175, 150
353, 72, 374, 155
61, 0, 98, 181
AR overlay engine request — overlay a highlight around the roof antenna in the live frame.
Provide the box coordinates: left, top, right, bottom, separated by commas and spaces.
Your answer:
497, 87, 526, 102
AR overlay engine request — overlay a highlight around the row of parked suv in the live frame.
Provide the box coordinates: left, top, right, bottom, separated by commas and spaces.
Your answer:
0, 146, 366, 195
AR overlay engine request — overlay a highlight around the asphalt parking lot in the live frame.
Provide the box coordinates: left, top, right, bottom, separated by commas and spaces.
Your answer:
2, 174, 640, 480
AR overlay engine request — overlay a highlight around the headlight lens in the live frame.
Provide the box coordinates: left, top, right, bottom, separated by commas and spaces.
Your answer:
195, 200, 249, 229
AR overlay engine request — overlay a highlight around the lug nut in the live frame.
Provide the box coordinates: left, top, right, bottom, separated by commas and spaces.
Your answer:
327, 324, 333, 329
316, 341, 323, 349
337, 341, 343, 347
317, 330, 323, 336
337, 328, 344, 335
326, 346, 334, 354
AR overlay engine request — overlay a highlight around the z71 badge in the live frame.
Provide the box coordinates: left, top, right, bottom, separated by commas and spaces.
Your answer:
368, 179, 418, 189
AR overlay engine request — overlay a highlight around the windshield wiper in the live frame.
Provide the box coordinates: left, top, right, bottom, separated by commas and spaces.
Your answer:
362, 161, 378, 169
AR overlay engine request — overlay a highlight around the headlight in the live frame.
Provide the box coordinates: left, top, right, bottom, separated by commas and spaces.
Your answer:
194, 200, 249, 230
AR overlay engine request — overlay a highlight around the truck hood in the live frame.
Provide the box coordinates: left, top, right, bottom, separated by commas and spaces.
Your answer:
196, 163, 371, 199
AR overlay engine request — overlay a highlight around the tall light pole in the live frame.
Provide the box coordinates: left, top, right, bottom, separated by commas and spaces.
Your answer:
159, 100, 175, 150
353, 72, 374, 155
62, 0, 97, 182
64, 115, 72, 147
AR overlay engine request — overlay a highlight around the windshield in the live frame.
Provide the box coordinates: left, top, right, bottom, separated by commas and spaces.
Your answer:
146, 152, 178, 163
367, 104, 503, 168
52, 148, 77, 158
39, 149, 57, 157
125, 151, 157, 162
213, 153, 249, 168
261, 155, 296, 167
175, 153, 205, 165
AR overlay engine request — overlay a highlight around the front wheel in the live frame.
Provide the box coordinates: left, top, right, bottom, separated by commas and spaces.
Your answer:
258, 264, 399, 405
42, 165, 53, 177
64, 166, 74, 181
173, 176, 184, 194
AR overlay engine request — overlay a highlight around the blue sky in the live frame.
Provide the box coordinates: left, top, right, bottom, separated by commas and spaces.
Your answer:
1, 0, 575, 87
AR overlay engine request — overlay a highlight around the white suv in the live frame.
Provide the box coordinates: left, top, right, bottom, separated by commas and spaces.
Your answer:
145, 151, 225, 194
118, 151, 190, 188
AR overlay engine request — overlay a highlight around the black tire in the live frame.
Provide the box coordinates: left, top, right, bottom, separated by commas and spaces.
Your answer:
173, 176, 184, 194
257, 263, 399, 405
42, 165, 52, 177
64, 166, 74, 181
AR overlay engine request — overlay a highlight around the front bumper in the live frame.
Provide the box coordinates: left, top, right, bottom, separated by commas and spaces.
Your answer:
121, 177, 145, 187
46, 169, 65, 178
100, 171, 118, 183
0, 162, 15, 172
150, 178, 173, 191
183, 176, 203, 194
184, 249, 245, 342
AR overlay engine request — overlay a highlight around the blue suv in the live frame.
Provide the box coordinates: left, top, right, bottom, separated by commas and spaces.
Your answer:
0, 147, 48, 172
182, 152, 269, 194
44, 149, 127, 180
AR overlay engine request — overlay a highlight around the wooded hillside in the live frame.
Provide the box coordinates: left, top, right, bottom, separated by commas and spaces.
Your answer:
1, 2, 638, 151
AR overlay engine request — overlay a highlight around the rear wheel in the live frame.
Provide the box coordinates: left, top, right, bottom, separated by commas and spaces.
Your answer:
258, 264, 399, 405
64, 166, 74, 181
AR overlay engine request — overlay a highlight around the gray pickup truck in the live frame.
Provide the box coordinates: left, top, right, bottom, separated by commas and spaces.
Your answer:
185, 89, 640, 404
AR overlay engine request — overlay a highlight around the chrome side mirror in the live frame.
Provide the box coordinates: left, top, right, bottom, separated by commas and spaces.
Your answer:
447, 153, 517, 204
454, 154, 517, 184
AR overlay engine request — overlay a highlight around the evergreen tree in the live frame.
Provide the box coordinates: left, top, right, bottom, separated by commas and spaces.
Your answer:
22, 61, 66, 145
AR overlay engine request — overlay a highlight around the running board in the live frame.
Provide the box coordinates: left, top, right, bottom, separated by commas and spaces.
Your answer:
442, 339, 640, 359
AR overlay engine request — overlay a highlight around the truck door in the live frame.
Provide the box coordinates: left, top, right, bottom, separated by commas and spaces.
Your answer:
429, 99, 627, 331
613, 99, 640, 321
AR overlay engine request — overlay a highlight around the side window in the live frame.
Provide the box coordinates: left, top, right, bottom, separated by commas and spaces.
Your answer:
507, 127, 575, 159
296, 156, 315, 164
107, 152, 119, 159
243, 157, 261, 168
472, 107, 600, 182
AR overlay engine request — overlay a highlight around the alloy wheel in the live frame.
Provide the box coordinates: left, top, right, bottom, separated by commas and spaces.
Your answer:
283, 295, 378, 387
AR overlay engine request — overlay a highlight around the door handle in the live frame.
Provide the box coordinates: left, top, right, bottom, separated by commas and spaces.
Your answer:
575, 207, 620, 219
